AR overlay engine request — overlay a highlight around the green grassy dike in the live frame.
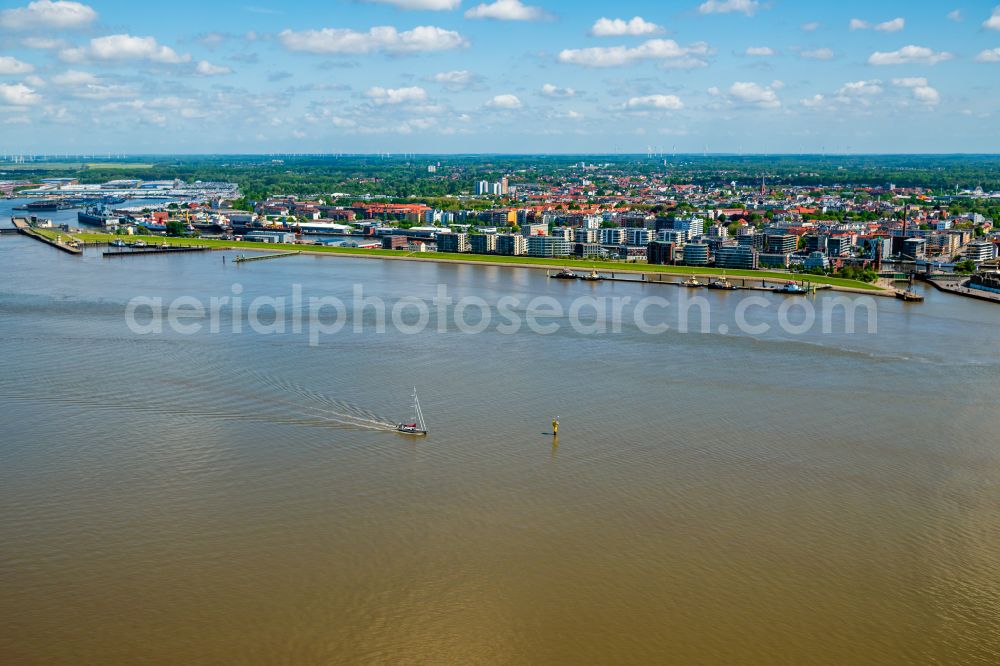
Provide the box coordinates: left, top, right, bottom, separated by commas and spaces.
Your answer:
35, 228, 883, 291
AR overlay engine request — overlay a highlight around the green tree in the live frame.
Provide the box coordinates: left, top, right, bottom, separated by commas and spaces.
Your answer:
954, 259, 977, 274
165, 220, 186, 236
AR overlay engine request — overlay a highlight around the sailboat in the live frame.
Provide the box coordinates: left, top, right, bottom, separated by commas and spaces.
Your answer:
397, 387, 428, 436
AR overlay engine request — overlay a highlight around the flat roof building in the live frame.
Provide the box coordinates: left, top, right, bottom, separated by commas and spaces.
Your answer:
527, 235, 571, 258
965, 241, 997, 263
758, 252, 791, 269
470, 234, 497, 254
437, 232, 470, 253
716, 246, 758, 270
496, 234, 527, 256
647, 241, 675, 265
683, 243, 710, 266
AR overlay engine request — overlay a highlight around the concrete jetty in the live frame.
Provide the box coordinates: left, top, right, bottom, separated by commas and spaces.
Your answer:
11, 217, 83, 255
233, 250, 301, 263
102, 245, 211, 257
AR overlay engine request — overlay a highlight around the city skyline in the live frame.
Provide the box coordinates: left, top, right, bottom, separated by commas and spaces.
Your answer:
2, 0, 1000, 153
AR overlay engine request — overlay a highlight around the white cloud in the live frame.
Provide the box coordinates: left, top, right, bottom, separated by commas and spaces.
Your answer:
486, 93, 522, 109
50, 69, 98, 86
431, 70, 473, 86
891, 77, 927, 88
744, 46, 774, 56
975, 47, 1000, 62
659, 57, 710, 70
71, 83, 135, 100
727, 81, 780, 108
590, 16, 663, 37
43, 105, 74, 123
985, 6, 1000, 30
20, 36, 67, 49
60, 34, 190, 64
558, 38, 711, 68
541, 83, 574, 97
278, 25, 468, 54
0, 1, 96, 30
197, 32, 227, 47
801, 21, 820, 31
851, 18, 903, 31
364, 0, 461, 10
868, 45, 953, 65
364, 86, 428, 105
800, 47, 834, 60
947, 9, 962, 21
625, 94, 683, 110
698, 0, 760, 16
464, 0, 547, 21
195, 60, 232, 76
800, 94, 825, 107
893, 77, 940, 105
837, 80, 883, 96
876, 17, 905, 32
0, 82, 41, 106
0, 56, 35, 75
911, 86, 940, 105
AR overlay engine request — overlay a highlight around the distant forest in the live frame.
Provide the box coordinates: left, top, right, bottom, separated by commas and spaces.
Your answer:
4, 154, 1000, 199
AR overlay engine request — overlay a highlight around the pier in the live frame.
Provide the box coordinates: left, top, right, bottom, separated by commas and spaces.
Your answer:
561, 270, 835, 295
10, 217, 83, 255
922, 276, 1000, 305
103, 245, 212, 258
233, 250, 302, 263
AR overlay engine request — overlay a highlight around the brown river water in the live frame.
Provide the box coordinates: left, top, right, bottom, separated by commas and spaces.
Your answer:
1, 207, 999, 664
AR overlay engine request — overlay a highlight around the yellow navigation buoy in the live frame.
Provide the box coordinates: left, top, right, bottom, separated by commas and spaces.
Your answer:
552, 417, 559, 436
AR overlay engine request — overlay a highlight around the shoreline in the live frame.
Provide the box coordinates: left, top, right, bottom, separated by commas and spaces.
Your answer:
30, 227, 891, 295
287, 248, 896, 297
924, 277, 1000, 304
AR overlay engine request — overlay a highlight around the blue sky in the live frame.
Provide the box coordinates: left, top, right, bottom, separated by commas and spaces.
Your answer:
1, 0, 999, 153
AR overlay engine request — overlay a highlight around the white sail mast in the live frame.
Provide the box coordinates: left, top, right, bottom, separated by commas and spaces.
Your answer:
412, 388, 426, 432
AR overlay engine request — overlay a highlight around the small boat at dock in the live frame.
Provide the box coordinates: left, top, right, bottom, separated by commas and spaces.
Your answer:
778, 282, 809, 294
549, 269, 578, 280
895, 289, 924, 302
580, 269, 604, 281
683, 276, 705, 288
707, 274, 740, 290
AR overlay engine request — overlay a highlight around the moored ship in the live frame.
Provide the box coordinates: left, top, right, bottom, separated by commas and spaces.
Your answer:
78, 206, 123, 228
24, 200, 75, 211
778, 282, 809, 294
707, 274, 740, 290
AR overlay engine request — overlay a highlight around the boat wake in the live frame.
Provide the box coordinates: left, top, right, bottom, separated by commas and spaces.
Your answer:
243, 370, 399, 431
0, 359, 401, 434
